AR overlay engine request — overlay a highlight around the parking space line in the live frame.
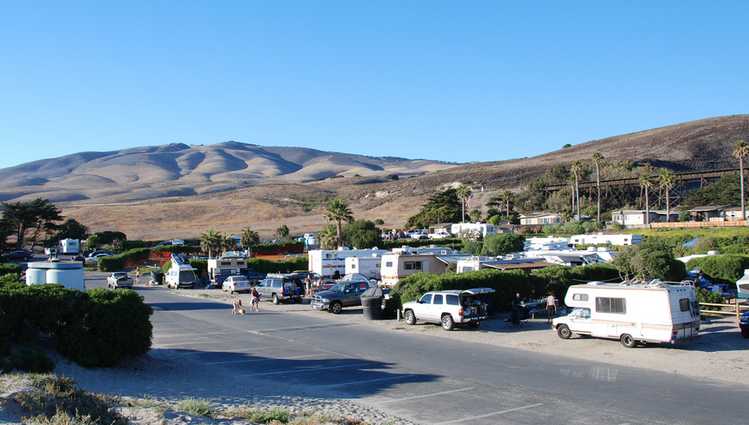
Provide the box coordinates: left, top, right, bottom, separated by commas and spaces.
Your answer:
322, 374, 417, 389
433, 403, 543, 425
239, 362, 369, 377
205, 353, 323, 365
375, 387, 475, 404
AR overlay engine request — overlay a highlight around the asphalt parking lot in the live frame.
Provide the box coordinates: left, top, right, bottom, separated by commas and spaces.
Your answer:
86, 272, 749, 424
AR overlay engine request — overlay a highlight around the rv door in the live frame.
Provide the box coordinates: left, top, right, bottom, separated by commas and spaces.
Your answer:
568, 308, 593, 335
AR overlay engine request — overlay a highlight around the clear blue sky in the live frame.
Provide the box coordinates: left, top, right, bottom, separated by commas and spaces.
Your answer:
1, 1, 748, 168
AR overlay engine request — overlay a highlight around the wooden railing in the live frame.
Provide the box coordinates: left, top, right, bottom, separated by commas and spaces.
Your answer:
651, 220, 749, 229
699, 299, 749, 322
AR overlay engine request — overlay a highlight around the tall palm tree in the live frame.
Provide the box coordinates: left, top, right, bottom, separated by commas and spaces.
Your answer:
570, 161, 584, 221
639, 174, 654, 225
591, 153, 605, 224
501, 190, 514, 220
658, 169, 676, 222
733, 140, 749, 220
200, 229, 225, 258
455, 185, 473, 223
276, 224, 290, 240
324, 198, 354, 247
240, 227, 260, 248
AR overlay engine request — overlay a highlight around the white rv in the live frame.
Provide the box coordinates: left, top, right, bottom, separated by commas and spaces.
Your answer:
308, 248, 389, 278
207, 255, 248, 286
165, 254, 199, 289
553, 281, 700, 347
345, 255, 382, 280
737, 269, 749, 299
449, 222, 498, 238
59, 239, 80, 255
570, 233, 642, 246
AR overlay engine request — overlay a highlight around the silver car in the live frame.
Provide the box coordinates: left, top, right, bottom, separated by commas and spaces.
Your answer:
107, 272, 133, 289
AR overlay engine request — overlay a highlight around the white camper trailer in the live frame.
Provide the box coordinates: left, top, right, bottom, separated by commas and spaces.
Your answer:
737, 269, 749, 299
59, 239, 80, 255
208, 255, 248, 286
165, 254, 199, 289
345, 255, 382, 280
308, 248, 389, 278
553, 281, 700, 347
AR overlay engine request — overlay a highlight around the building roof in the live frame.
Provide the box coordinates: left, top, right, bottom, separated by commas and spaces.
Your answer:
520, 212, 562, 219
688, 205, 727, 212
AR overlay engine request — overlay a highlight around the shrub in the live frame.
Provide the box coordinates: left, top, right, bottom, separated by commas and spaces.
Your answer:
97, 248, 151, 271
175, 399, 214, 417
480, 234, 525, 256
57, 289, 152, 367
686, 254, 749, 284
460, 239, 483, 255
248, 257, 308, 274
5, 346, 55, 373
242, 407, 290, 424
0, 272, 23, 289
15, 375, 125, 425
189, 259, 208, 277
0, 262, 22, 275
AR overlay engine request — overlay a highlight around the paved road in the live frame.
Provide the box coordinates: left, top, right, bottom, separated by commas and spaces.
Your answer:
87, 274, 749, 424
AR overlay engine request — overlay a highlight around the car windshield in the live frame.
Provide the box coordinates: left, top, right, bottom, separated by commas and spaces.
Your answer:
179, 271, 197, 282
329, 283, 346, 292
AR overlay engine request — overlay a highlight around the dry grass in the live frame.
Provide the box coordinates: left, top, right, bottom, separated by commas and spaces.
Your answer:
174, 398, 214, 417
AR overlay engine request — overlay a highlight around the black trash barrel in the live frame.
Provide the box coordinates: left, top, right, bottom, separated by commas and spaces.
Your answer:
361, 287, 384, 320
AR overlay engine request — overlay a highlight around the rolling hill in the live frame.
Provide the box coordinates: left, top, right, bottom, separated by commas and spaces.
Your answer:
2, 115, 748, 239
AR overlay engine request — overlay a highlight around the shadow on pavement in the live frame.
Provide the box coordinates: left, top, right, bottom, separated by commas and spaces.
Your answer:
149, 302, 232, 311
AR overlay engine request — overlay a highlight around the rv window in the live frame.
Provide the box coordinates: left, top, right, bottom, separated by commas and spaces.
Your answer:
446, 295, 459, 305
404, 261, 422, 270
433, 294, 443, 305
419, 294, 432, 304
595, 297, 626, 314
572, 293, 589, 302
385, 262, 393, 267
679, 298, 690, 312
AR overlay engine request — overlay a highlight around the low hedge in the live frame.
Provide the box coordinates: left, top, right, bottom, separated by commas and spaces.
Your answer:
0, 263, 22, 275
97, 248, 151, 271
686, 254, 749, 284
252, 241, 305, 255
0, 285, 152, 367
248, 257, 308, 274
391, 263, 621, 313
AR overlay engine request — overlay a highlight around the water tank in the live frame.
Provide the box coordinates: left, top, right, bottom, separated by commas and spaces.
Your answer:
26, 267, 47, 285
26, 261, 85, 291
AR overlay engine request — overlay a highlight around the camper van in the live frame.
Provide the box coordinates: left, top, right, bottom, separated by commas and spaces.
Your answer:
736, 269, 749, 299
552, 281, 700, 347
59, 239, 80, 255
165, 254, 199, 289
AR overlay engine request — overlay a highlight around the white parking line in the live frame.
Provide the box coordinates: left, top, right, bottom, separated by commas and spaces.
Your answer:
239, 362, 368, 377
205, 353, 323, 365
322, 374, 417, 389
375, 387, 475, 404
433, 403, 543, 425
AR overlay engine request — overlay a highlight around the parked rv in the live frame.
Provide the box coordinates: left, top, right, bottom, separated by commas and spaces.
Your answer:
402, 288, 493, 330
208, 255, 248, 286
59, 238, 80, 255
736, 269, 749, 299
165, 255, 199, 289
553, 281, 700, 347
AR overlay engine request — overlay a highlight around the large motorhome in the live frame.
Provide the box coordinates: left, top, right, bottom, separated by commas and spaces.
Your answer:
345, 255, 383, 280
208, 254, 248, 286
380, 252, 449, 286
570, 233, 642, 247
308, 248, 389, 278
553, 281, 700, 347
59, 239, 80, 255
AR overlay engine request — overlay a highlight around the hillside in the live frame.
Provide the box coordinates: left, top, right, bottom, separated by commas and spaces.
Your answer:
0, 142, 452, 204
2, 115, 749, 239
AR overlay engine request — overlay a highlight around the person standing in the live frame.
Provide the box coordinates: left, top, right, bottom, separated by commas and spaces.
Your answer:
546, 293, 557, 324
250, 286, 260, 312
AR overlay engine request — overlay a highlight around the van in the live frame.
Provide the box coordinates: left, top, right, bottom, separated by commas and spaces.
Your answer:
165, 264, 199, 289
552, 281, 700, 347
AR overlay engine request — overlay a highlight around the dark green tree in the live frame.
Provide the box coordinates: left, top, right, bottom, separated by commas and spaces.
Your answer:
406, 188, 462, 228
344, 220, 382, 249
480, 233, 525, 256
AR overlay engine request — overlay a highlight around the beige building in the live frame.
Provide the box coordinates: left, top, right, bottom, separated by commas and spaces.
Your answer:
379, 253, 449, 286
519, 212, 563, 226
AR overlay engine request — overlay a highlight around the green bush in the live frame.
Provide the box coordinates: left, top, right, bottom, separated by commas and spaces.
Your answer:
242, 407, 290, 424
175, 399, 214, 417
251, 241, 304, 255
0, 262, 22, 275
686, 254, 749, 284
481, 234, 525, 256
0, 273, 24, 289
97, 248, 151, 272
3, 346, 55, 373
57, 289, 153, 367
248, 257, 308, 274
188, 259, 208, 277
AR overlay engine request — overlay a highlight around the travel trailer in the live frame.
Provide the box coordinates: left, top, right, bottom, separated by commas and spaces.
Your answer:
380, 252, 450, 286
308, 248, 389, 278
208, 254, 248, 286
570, 233, 642, 246
737, 269, 749, 299
59, 239, 80, 255
553, 281, 700, 347
165, 254, 199, 289
449, 222, 498, 238
344, 254, 383, 280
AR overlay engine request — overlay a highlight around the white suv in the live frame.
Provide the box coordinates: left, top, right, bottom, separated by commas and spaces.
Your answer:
401, 288, 493, 330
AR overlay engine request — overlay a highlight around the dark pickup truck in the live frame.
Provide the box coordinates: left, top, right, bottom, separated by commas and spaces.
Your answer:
311, 280, 373, 314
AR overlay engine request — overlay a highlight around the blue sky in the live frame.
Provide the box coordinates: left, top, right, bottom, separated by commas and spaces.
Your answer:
1, 1, 748, 168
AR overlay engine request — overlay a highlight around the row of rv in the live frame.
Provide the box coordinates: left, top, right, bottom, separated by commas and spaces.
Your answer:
308, 234, 639, 286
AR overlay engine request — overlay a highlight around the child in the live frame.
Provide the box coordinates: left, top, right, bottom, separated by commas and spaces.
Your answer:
232, 297, 245, 316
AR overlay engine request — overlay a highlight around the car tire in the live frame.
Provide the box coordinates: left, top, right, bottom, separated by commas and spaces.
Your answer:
272, 294, 280, 305
620, 333, 636, 348
557, 324, 572, 339
404, 309, 416, 325
330, 301, 343, 314
441, 314, 455, 331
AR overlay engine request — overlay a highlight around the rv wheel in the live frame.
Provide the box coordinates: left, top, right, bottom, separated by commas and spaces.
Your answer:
620, 333, 636, 348
557, 324, 572, 339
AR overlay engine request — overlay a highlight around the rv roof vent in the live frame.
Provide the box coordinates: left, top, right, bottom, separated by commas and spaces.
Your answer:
586, 281, 606, 286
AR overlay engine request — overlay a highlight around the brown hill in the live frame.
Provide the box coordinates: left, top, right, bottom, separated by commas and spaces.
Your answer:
3, 115, 749, 239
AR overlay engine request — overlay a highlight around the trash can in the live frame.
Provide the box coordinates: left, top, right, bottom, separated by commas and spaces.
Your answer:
361, 287, 384, 320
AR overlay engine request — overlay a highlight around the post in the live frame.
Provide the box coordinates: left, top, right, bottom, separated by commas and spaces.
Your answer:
737, 298, 741, 324
397, 308, 401, 322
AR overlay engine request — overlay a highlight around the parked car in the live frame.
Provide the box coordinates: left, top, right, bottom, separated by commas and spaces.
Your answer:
311, 277, 375, 314
222, 275, 251, 294
409, 230, 429, 240
107, 272, 133, 289
740, 311, 749, 339
428, 230, 451, 240
85, 252, 112, 265
402, 288, 493, 330
255, 274, 303, 304
5, 250, 33, 261
146, 270, 164, 286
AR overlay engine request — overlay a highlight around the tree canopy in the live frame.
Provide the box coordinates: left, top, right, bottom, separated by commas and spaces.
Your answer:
406, 188, 462, 228
480, 233, 525, 256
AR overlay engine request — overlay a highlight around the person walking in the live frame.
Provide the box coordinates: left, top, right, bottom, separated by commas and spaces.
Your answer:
546, 293, 557, 324
250, 286, 260, 312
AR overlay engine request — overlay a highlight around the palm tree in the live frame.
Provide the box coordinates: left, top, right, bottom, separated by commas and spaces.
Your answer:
276, 224, 290, 240
639, 174, 654, 225
570, 161, 584, 221
455, 185, 472, 223
200, 229, 225, 258
324, 198, 354, 247
591, 153, 605, 224
733, 140, 749, 220
500, 190, 514, 221
658, 169, 676, 222
240, 227, 260, 248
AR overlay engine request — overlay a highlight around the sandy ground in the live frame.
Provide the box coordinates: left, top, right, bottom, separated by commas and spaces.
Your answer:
185, 289, 749, 387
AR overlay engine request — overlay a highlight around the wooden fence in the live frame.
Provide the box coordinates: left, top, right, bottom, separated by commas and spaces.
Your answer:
699, 299, 749, 321
650, 220, 749, 229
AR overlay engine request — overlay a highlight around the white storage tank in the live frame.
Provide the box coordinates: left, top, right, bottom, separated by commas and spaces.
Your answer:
25, 261, 85, 291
